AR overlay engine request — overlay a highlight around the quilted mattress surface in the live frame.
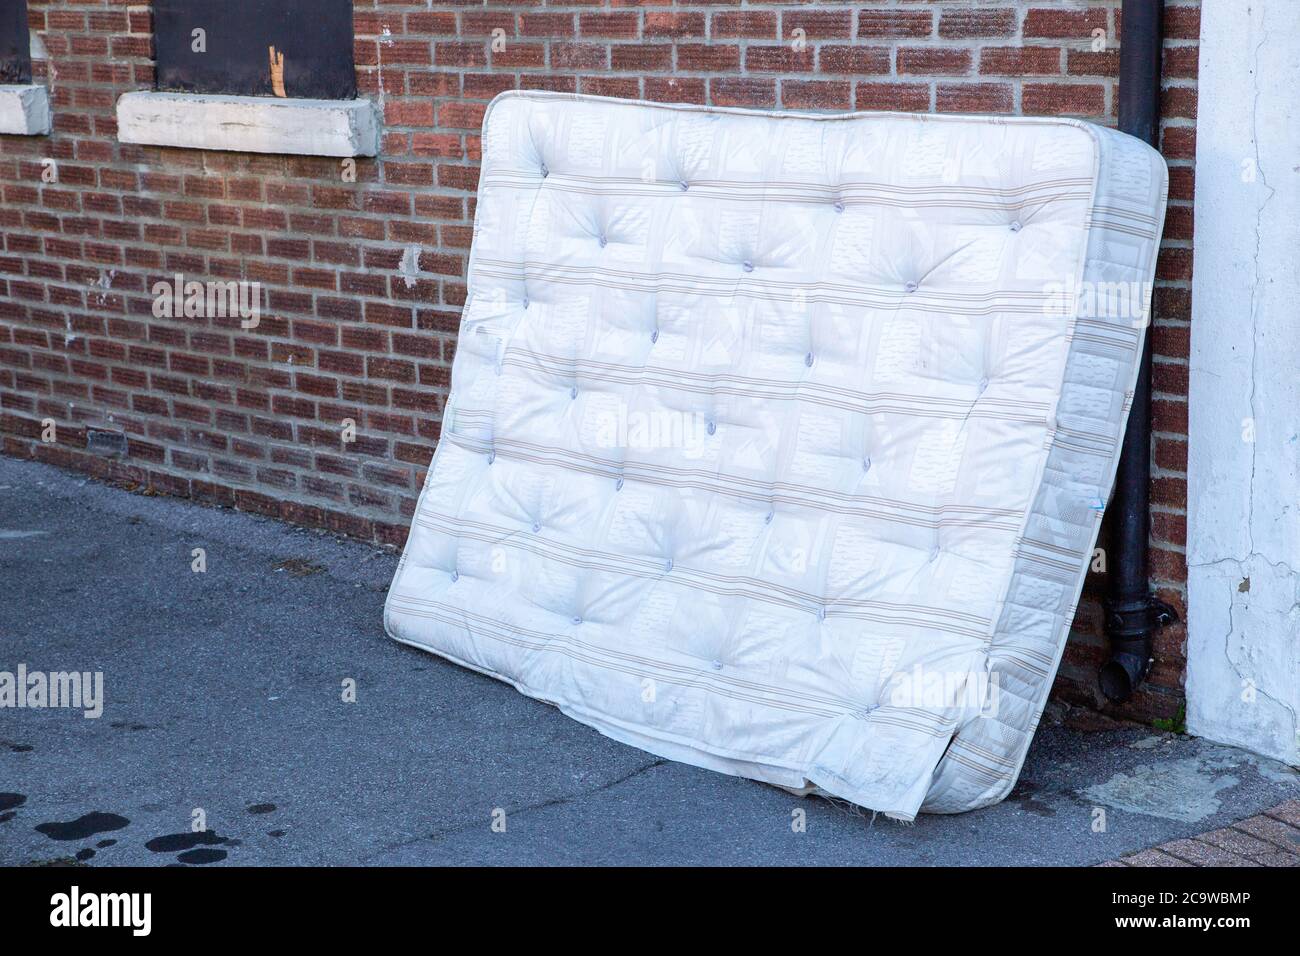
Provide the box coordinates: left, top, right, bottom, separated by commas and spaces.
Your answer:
385, 91, 1168, 818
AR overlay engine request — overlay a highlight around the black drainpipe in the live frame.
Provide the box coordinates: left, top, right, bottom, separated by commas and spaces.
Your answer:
1100, 0, 1177, 702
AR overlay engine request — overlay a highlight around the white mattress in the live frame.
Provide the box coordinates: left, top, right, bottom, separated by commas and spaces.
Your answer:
385, 91, 1168, 818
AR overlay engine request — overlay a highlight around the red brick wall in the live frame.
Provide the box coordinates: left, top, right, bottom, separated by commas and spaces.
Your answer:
0, 0, 1197, 720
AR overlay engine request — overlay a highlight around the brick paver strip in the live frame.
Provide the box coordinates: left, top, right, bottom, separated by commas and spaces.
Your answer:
1122, 849, 1194, 867
1105, 801, 1300, 866
1194, 826, 1282, 858
1156, 838, 1254, 866
1231, 814, 1300, 851
1263, 799, 1300, 828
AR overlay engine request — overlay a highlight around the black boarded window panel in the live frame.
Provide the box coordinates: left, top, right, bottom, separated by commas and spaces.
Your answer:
154, 0, 356, 100
0, 0, 32, 85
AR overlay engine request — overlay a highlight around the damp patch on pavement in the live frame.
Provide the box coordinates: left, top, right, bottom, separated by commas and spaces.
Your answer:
1081, 757, 1242, 823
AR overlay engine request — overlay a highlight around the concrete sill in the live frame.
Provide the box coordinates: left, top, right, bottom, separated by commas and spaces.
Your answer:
115, 91, 379, 158
0, 85, 52, 136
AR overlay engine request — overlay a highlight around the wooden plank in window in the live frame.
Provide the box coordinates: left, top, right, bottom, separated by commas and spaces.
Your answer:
154, 0, 356, 101
0, 0, 32, 85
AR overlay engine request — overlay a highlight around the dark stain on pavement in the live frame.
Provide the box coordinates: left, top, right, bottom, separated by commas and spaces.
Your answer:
1008, 781, 1057, 818
176, 848, 228, 864
0, 793, 25, 812
272, 557, 326, 576
36, 811, 129, 841
144, 830, 230, 853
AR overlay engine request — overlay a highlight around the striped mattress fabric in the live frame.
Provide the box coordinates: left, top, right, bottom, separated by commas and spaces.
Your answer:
385, 91, 1169, 819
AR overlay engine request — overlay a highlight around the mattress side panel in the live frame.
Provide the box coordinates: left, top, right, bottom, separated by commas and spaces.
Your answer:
922, 124, 1170, 813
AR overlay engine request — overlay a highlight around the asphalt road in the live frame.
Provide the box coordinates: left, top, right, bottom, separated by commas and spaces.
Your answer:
1, 455, 1296, 866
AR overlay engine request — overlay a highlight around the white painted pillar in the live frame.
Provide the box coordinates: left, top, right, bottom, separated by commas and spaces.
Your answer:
1187, 0, 1299, 765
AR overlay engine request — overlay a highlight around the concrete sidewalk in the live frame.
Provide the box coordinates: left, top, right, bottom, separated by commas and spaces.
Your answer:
1, 455, 1296, 866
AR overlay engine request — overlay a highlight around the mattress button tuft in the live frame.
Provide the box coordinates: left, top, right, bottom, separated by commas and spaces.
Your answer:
706, 420, 716, 436
450, 570, 459, 582
764, 511, 774, 524
615, 477, 624, 491
679, 180, 689, 191
570, 385, 578, 399
862, 457, 871, 473
598, 235, 608, 248
904, 281, 918, 293
1010, 220, 1023, 232
833, 201, 845, 214
650, 328, 659, 344
522, 298, 530, 310
663, 558, 673, 573
742, 260, 754, 273
572, 616, 582, 625
929, 546, 941, 562
487, 450, 496, 465
978, 377, 989, 393
540, 164, 548, 178
532, 521, 541, 533
710, 660, 723, 671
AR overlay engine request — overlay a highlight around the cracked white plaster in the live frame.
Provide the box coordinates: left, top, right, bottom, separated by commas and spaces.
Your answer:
1187, 0, 1299, 766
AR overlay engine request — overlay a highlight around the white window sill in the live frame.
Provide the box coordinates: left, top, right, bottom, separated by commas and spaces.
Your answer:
115, 91, 379, 158
0, 84, 51, 136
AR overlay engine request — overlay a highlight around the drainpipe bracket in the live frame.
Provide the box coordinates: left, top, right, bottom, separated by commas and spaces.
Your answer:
1151, 597, 1178, 629
1100, 594, 1178, 702
1103, 593, 1178, 647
